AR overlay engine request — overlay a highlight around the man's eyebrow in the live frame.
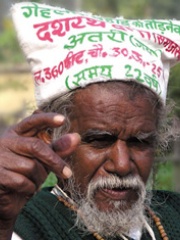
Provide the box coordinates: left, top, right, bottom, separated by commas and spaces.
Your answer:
81, 129, 113, 139
135, 131, 157, 140
81, 130, 157, 142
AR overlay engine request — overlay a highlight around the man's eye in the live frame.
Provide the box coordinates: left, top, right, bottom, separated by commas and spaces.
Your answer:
127, 137, 151, 147
83, 135, 116, 148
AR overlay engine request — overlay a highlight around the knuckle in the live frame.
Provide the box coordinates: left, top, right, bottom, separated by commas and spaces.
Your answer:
44, 151, 61, 168
29, 161, 37, 173
0, 135, 19, 153
21, 160, 37, 174
15, 175, 26, 188
15, 177, 36, 195
44, 150, 54, 161
31, 139, 44, 154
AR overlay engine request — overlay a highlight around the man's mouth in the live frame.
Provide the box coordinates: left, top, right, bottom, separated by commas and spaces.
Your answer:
102, 187, 134, 199
95, 186, 138, 202
87, 176, 144, 211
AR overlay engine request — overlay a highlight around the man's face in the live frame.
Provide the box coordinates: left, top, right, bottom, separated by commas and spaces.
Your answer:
68, 82, 158, 212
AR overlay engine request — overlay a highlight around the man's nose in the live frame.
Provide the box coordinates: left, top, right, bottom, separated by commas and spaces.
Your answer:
103, 140, 132, 177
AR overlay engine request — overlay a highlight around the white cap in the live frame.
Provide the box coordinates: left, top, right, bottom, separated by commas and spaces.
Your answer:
11, 2, 180, 106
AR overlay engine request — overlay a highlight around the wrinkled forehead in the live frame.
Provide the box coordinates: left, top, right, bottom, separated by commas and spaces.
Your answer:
71, 81, 161, 123
70, 82, 160, 136
73, 81, 162, 107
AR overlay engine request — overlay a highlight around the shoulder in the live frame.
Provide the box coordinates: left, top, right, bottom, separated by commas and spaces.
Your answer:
150, 190, 180, 214
15, 186, 71, 220
14, 187, 77, 240
150, 190, 180, 239
151, 190, 180, 209
148, 191, 180, 239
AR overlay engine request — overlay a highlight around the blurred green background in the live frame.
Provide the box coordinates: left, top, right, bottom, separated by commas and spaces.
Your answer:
0, 0, 180, 191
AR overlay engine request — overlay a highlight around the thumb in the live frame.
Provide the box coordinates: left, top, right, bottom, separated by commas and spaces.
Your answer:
52, 133, 81, 157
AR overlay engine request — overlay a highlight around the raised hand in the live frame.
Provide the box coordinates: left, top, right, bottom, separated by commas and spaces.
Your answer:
0, 111, 80, 239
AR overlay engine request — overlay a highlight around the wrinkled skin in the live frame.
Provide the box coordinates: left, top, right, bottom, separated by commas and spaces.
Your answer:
68, 83, 158, 211
0, 111, 80, 239
0, 82, 159, 239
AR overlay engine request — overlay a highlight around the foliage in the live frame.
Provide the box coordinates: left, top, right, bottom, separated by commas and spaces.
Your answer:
42, 172, 57, 188
0, 77, 27, 91
0, 21, 24, 63
168, 65, 180, 118
153, 161, 173, 190
82, 0, 180, 18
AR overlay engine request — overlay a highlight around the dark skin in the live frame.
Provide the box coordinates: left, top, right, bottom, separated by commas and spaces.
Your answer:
68, 83, 158, 211
0, 112, 80, 240
0, 82, 158, 239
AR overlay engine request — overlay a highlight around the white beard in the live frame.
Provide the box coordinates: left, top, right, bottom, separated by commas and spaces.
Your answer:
65, 175, 150, 238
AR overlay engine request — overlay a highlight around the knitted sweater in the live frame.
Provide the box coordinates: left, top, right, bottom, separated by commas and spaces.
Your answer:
14, 188, 180, 240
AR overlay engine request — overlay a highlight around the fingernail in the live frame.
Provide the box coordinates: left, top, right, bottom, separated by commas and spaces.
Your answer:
53, 115, 65, 123
71, 133, 81, 142
62, 166, 72, 178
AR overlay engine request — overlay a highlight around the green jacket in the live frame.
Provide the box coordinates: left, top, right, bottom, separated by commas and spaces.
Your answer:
15, 187, 180, 240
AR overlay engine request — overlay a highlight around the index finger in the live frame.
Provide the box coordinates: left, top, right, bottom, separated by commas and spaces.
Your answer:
13, 112, 65, 137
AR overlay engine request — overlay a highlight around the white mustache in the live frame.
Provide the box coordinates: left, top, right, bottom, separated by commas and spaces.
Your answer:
87, 175, 145, 197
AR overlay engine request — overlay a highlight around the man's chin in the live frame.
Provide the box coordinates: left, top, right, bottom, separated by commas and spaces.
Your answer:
67, 175, 148, 237
76, 194, 147, 238
93, 199, 135, 212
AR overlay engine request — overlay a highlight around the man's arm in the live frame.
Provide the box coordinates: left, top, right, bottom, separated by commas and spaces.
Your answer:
0, 111, 80, 239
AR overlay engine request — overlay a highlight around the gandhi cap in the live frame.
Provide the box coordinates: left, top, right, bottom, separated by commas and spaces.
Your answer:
11, 2, 180, 106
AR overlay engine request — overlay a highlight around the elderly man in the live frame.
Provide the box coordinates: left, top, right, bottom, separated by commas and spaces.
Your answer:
0, 2, 180, 240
